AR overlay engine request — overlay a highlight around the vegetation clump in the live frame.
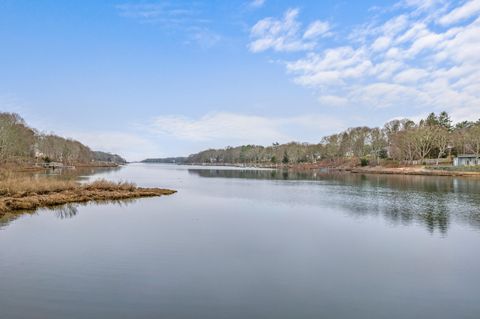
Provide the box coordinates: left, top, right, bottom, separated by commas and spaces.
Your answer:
360, 158, 369, 167
0, 173, 176, 217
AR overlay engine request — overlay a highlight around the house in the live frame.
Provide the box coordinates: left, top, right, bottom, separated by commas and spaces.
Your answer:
42, 162, 64, 169
453, 154, 479, 166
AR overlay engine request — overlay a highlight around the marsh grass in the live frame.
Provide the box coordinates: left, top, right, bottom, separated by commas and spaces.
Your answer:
0, 172, 176, 216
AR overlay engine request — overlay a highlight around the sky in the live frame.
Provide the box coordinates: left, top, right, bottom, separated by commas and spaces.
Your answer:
1, 0, 479, 160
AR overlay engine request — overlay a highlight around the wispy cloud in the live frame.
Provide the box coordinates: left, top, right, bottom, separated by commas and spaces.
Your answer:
438, 0, 480, 25
250, 1, 480, 121
303, 20, 331, 39
249, 0, 266, 9
116, 3, 207, 26
116, 2, 220, 48
146, 112, 345, 145
186, 28, 222, 49
248, 8, 331, 53
61, 131, 162, 161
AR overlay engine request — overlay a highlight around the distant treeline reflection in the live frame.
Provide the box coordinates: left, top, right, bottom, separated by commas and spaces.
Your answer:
188, 168, 480, 234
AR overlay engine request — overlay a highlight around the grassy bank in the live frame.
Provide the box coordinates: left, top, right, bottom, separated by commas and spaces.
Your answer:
0, 173, 176, 216
427, 165, 480, 172
349, 166, 480, 177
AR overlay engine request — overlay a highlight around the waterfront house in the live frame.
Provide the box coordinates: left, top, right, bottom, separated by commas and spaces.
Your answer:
42, 162, 64, 169
453, 154, 479, 166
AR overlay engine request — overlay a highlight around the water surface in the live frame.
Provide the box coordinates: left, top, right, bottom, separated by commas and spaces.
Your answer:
1, 164, 480, 319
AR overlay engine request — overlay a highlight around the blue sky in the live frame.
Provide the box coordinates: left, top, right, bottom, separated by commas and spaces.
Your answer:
1, 0, 479, 160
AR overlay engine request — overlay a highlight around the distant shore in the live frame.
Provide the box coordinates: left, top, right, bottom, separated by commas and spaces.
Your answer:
174, 161, 480, 177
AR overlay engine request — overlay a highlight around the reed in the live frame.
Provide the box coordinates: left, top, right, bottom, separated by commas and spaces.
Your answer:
0, 172, 175, 216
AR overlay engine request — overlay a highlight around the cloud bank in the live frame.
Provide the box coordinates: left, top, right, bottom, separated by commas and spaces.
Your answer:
249, 0, 480, 121
148, 112, 344, 145
249, 8, 331, 52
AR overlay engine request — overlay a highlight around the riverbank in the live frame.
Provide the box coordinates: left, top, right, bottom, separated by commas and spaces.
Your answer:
1, 161, 122, 173
348, 166, 480, 177
0, 174, 176, 217
180, 161, 480, 177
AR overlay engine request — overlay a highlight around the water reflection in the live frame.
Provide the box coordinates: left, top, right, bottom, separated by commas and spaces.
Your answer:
0, 195, 137, 229
1, 166, 125, 229
188, 168, 480, 234
30, 166, 122, 181
54, 204, 79, 219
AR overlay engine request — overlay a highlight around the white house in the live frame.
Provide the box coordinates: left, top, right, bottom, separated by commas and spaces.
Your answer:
453, 154, 479, 166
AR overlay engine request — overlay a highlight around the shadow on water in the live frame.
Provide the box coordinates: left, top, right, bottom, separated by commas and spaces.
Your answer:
188, 168, 480, 235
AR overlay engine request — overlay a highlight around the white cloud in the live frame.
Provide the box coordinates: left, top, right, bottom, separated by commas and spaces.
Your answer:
393, 68, 429, 83
250, 0, 480, 120
150, 113, 286, 142
249, 8, 331, 52
438, 0, 480, 25
303, 20, 331, 39
401, 0, 445, 11
371, 36, 392, 51
382, 15, 410, 36
349, 82, 432, 109
148, 112, 345, 145
317, 95, 349, 107
286, 47, 372, 87
62, 131, 161, 162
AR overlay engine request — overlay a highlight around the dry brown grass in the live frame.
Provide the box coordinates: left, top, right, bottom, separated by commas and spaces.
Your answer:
0, 173, 176, 216
0, 174, 78, 196
83, 179, 137, 191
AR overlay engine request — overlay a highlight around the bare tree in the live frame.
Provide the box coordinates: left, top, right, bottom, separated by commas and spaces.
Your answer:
434, 127, 451, 165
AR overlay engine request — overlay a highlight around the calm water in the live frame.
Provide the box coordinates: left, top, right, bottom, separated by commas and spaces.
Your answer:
1, 163, 480, 319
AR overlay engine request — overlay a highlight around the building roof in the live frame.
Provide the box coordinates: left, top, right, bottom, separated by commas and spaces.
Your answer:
457, 154, 479, 158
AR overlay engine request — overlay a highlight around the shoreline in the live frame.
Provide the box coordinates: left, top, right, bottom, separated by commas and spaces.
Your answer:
0, 187, 176, 217
0, 177, 176, 217
173, 162, 480, 177
2, 162, 122, 173
348, 166, 480, 177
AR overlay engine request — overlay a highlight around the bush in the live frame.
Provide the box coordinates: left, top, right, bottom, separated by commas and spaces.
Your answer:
360, 158, 369, 167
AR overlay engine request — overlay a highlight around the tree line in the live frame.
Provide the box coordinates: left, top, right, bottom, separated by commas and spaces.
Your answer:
0, 112, 126, 165
185, 112, 480, 166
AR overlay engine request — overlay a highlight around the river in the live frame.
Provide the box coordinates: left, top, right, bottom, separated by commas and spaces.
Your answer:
1, 163, 479, 318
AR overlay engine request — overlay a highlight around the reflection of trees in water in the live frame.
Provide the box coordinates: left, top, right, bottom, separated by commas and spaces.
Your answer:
421, 211, 449, 234
189, 168, 480, 234
1, 166, 132, 229
27, 166, 122, 182
54, 204, 79, 219
189, 169, 329, 181
0, 214, 19, 229
319, 176, 480, 235
0, 197, 138, 230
